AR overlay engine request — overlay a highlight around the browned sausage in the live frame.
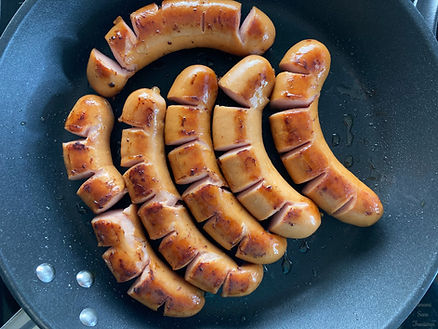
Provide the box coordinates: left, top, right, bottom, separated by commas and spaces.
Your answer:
92, 204, 205, 317
62, 95, 126, 213
120, 87, 263, 296
87, 0, 276, 97
212, 55, 321, 239
269, 39, 383, 226
164, 65, 287, 264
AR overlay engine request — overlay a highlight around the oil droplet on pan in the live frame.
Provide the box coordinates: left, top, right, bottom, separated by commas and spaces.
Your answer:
76, 270, 94, 288
281, 254, 292, 274
344, 155, 354, 168
331, 133, 340, 146
343, 114, 354, 146
76, 203, 87, 214
79, 308, 98, 327
35, 263, 55, 283
299, 241, 310, 253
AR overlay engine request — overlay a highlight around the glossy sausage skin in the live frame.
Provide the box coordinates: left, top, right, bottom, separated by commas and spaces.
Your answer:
212, 56, 321, 239
166, 65, 226, 185
269, 39, 383, 226
87, 0, 276, 97
86, 49, 133, 97
165, 65, 286, 264
92, 205, 205, 317
119, 88, 180, 205
120, 87, 263, 296
62, 95, 126, 213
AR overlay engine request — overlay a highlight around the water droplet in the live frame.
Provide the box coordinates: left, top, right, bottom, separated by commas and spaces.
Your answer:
365, 89, 376, 97
76, 203, 87, 214
76, 270, 94, 288
343, 114, 354, 146
263, 265, 269, 272
331, 133, 340, 146
281, 254, 292, 274
79, 308, 98, 327
35, 263, 55, 283
299, 241, 310, 253
20, 121, 26, 126
344, 155, 353, 168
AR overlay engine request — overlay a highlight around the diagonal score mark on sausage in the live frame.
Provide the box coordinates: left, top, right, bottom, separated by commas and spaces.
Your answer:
119, 87, 263, 296
269, 39, 383, 226
91, 204, 205, 317
87, 0, 276, 97
62, 95, 127, 213
165, 65, 286, 264
212, 55, 321, 239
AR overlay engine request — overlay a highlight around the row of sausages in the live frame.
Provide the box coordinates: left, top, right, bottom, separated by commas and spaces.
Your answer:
63, 43, 383, 317
62, 0, 382, 318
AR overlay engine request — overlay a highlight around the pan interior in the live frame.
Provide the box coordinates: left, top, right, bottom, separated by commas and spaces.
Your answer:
0, 0, 437, 328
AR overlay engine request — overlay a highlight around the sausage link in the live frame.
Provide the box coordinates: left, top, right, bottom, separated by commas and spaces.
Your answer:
269, 39, 383, 226
92, 205, 205, 317
62, 95, 126, 213
87, 0, 276, 97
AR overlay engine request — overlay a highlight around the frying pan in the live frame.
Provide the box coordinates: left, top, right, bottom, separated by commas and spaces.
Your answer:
1, 0, 438, 328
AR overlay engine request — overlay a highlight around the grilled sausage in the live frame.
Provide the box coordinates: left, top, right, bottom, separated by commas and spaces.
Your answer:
87, 0, 276, 97
120, 87, 263, 296
212, 56, 321, 238
62, 95, 126, 213
92, 204, 205, 317
269, 39, 383, 226
165, 65, 286, 264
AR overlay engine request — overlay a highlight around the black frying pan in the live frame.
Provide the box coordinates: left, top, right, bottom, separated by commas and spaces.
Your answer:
1, 0, 438, 328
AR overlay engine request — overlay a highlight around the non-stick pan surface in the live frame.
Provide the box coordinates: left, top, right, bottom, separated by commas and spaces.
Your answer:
1, 0, 438, 328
